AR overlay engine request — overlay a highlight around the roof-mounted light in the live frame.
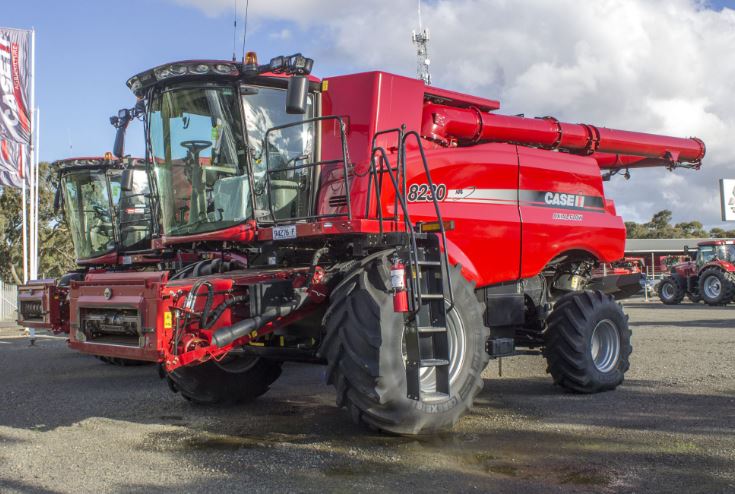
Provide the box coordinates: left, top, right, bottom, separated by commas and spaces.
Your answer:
266, 53, 314, 76
127, 61, 241, 95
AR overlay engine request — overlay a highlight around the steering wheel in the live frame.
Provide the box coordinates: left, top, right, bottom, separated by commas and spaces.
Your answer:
180, 140, 212, 153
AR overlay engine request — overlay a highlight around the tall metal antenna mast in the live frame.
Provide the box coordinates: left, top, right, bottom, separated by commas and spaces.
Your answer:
240, 0, 250, 59
412, 0, 431, 85
232, 0, 238, 61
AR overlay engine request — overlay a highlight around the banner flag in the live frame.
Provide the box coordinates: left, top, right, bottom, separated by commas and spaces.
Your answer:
0, 138, 26, 187
0, 27, 32, 188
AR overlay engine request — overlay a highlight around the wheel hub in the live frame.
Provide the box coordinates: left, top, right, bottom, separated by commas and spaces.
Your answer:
403, 302, 466, 401
661, 283, 674, 299
703, 276, 721, 299
590, 319, 621, 373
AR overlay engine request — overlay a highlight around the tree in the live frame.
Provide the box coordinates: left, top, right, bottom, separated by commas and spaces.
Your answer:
625, 209, 735, 239
0, 162, 76, 284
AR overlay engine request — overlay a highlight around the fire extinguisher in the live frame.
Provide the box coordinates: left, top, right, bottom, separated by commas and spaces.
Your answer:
390, 256, 409, 313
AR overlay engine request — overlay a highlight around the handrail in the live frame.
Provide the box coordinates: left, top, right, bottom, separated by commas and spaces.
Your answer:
402, 130, 455, 308
263, 115, 352, 225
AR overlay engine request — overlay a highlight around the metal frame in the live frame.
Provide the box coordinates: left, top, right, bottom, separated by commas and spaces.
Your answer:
263, 115, 352, 225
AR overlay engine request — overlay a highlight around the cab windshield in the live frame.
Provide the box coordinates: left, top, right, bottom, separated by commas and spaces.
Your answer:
61, 169, 120, 260
148, 83, 316, 237
698, 245, 735, 264
149, 84, 248, 236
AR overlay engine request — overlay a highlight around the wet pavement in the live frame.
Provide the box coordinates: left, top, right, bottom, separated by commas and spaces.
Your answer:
1, 299, 733, 493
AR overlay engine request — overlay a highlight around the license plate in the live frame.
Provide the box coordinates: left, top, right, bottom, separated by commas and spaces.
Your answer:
272, 224, 297, 240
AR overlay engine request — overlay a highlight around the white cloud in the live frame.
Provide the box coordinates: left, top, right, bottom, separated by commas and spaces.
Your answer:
171, 0, 735, 226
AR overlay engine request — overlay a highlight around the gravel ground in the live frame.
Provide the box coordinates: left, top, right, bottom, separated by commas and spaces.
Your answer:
0, 298, 733, 493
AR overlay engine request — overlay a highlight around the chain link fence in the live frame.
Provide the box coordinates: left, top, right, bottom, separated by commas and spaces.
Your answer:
0, 281, 18, 322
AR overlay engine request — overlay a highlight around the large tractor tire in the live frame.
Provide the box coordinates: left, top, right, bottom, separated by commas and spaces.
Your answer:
319, 252, 490, 435
698, 267, 735, 306
543, 290, 632, 394
166, 356, 282, 405
657, 277, 684, 305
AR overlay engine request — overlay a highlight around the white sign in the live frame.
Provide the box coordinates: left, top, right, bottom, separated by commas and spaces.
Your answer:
720, 179, 735, 221
272, 224, 297, 241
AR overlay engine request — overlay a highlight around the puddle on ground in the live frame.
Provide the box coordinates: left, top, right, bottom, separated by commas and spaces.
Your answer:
323, 461, 400, 477
142, 430, 318, 452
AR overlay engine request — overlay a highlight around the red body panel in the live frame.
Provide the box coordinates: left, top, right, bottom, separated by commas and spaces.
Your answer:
68, 272, 170, 362
17, 279, 69, 334
316, 72, 627, 286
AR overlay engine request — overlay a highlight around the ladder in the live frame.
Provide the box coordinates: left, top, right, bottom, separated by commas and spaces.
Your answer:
369, 127, 454, 401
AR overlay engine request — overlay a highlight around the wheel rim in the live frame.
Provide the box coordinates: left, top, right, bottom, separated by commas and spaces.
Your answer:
590, 319, 620, 373
403, 301, 467, 401
213, 355, 260, 373
661, 282, 674, 299
703, 276, 721, 299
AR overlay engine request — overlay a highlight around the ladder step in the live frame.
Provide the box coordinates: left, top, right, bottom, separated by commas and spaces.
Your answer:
417, 326, 447, 334
420, 293, 444, 300
420, 358, 450, 368
417, 260, 441, 266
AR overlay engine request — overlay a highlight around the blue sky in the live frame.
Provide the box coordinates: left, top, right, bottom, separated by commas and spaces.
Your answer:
3, 0, 732, 162
4, 0, 735, 226
3, 0, 344, 161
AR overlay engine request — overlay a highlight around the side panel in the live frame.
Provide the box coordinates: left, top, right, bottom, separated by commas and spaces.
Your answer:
405, 143, 522, 286
518, 148, 625, 277
319, 71, 425, 219
68, 271, 169, 362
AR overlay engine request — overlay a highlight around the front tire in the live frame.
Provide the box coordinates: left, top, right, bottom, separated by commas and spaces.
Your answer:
319, 253, 490, 435
166, 356, 282, 405
698, 268, 735, 306
657, 277, 684, 305
544, 290, 632, 393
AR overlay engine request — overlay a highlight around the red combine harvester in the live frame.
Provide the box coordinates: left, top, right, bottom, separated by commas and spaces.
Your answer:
17, 157, 151, 335
86, 53, 704, 434
658, 240, 735, 305
16, 156, 172, 364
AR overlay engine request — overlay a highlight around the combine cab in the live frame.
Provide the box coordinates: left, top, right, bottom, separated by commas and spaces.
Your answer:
658, 240, 735, 305
100, 52, 705, 434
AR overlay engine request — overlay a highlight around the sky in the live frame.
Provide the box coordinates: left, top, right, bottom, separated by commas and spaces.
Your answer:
4, 0, 735, 228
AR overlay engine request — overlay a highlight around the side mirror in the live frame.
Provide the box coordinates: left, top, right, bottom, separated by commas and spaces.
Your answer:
112, 108, 132, 158
53, 186, 62, 212
286, 76, 308, 114
121, 168, 134, 191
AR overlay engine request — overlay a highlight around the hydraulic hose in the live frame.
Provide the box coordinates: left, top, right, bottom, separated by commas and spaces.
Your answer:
210, 291, 309, 348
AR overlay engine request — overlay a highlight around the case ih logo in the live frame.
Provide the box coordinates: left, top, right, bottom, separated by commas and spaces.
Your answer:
544, 192, 585, 208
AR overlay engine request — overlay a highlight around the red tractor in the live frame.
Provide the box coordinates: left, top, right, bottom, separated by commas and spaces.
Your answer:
83, 52, 704, 434
657, 240, 735, 305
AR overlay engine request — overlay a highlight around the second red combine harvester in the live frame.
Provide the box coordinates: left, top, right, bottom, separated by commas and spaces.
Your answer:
82, 52, 704, 434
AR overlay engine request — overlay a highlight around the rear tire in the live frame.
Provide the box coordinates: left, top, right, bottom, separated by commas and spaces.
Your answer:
543, 290, 631, 393
657, 277, 684, 305
166, 356, 282, 405
319, 252, 490, 435
698, 268, 735, 306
